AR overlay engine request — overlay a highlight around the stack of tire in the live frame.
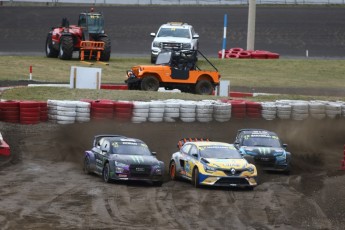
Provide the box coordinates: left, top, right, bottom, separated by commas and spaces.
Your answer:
196, 101, 213, 122
131, 101, 150, 123
47, 100, 59, 123
218, 48, 279, 59
341, 102, 345, 118
114, 101, 133, 122
163, 99, 181, 123
0, 100, 20, 123
309, 101, 326, 120
261, 102, 277, 120
213, 102, 231, 122
325, 102, 342, 119
148, 101, 165, 122
276, 100, 292, 120
56, 100, 77, 124
230, 100, 246, 119
19, 101, 41, 125
76, 101, 91, 123
180, 101, 197, 122
291, 101, 309, 121
245, 101, 261, 119
91, 100, 114, 121
39, 101, 48, 122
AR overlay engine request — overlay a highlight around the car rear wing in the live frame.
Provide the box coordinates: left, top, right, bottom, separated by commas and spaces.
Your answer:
93, 134, 126, 147
177, 137, 210, 149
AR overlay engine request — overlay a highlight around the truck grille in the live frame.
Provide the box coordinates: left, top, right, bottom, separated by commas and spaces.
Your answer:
162, 42, 182, 50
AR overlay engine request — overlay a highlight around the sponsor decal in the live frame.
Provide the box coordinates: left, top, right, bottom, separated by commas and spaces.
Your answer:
136, 167, 145, 172
131, 155, 144, 163
257, 148, 271, 155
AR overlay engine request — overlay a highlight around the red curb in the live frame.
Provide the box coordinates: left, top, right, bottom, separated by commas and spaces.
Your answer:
229, 92, 253, 98
101, 84, 128, 90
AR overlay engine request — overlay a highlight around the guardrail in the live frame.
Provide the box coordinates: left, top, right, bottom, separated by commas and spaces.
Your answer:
1, 0, 345, 5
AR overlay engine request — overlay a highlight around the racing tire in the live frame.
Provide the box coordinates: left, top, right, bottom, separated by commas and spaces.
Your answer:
192, 167, 200, 188
141, 76, 159, 92
102, 163, 111, 183
195, 80, 213, 95
58, 36, 74, 60
46, 33, 59, 58
98, 36, 111, 62
83, 157, 91, 174
169, 161, 178, 180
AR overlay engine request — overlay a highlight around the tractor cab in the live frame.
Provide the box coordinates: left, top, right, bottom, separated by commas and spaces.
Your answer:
78, 11, 105, 35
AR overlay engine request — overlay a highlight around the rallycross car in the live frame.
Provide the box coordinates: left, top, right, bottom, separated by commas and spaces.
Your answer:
234, 129, 291, 173
83, 135, 164, 186
169, 138, 257, 189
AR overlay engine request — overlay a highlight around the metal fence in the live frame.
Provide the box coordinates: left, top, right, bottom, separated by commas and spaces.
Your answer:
1, 0, 345, 5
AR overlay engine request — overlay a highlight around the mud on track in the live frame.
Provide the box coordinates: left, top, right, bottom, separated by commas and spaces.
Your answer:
0, 119, 345, 229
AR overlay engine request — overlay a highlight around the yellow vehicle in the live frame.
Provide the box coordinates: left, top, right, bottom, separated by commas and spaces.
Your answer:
169, 138, 258, 189
125, 50, 220, 95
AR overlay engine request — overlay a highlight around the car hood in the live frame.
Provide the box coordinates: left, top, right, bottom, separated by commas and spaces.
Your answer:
202, 158, 249, 169
110, 154, 160, 165
241, 147, 285, 156
153, 37, 191, 43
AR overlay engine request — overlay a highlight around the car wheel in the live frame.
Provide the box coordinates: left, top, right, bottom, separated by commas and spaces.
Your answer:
58, 36, 73, 60
102, 163, 111, 183
83, 157, 91, 174
195, 80, 213, 95
169, 161, 177, 180
141, 76, 159, 91
192, 167, 200, 188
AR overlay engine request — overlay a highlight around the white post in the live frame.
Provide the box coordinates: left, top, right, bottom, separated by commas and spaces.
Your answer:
247, 0, 256, 51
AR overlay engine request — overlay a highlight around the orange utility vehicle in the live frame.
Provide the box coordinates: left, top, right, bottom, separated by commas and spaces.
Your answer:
126, 50, 220, 95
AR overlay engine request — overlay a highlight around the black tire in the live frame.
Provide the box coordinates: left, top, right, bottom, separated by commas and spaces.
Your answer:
169, 161, 177, 180
192, 167, 200, 188
45, 33, 58, 58
195, 80, 213, 95
83, 157, 91, 175
141, 76, 159, 91
98, 36, 111, 62
58, 36, 74, 60
102, 163, 111, 183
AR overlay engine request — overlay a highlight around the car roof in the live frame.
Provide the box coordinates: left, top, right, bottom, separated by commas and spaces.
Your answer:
191, 141, 234, 147
160, 22, 192, 29
238, 129, 276, 135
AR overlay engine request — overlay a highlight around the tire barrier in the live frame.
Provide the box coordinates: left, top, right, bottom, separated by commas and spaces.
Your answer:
218, 48, 279, 59
114, 101, 133, 122
19, 101, 41, 125
0, 100, 20, 123
1, 99, 345, 125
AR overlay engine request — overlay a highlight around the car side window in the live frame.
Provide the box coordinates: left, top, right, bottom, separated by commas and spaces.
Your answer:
189, 145, 198, 158
181, 144, 192, 155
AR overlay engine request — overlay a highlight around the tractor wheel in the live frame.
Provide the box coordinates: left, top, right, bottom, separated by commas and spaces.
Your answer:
98, 36, 111, 62
195, 80, 213, 95
45, 33, 58, 58
58, 36, 73, 60
141, 76, 159, 91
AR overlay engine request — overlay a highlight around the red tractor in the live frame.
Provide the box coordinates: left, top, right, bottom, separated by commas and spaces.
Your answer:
45, 8, 111, 61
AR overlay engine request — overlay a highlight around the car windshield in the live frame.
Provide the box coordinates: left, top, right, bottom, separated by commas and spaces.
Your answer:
157, 28, 190, 38
110, 141, 152, 156
199, 145, 242, 159
155, 51, 172, 65
243, 137, 281, 148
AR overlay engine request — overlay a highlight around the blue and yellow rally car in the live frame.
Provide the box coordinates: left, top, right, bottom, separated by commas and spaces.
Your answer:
169, 138, 257, 189
234, 129, 291, 173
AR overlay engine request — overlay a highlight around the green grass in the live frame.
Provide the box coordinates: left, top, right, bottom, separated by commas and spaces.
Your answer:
0, 56, 344, 101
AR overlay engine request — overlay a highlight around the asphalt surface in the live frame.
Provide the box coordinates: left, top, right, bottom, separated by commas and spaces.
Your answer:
0, 5, 345, 58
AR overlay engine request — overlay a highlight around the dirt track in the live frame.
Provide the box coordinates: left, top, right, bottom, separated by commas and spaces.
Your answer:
0, 119, 345, 229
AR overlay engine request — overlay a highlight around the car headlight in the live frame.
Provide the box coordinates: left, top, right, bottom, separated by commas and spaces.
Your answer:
246, 165, 255, 173
152, 41, 161, 48
204, 164, 216, 172
153, 165, 162, 175
115, 161, 128, 173
182, 43, 191, 49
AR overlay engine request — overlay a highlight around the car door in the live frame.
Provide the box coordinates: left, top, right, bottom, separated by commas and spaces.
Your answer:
95, 140, 110, 174
185, 144, 199, 179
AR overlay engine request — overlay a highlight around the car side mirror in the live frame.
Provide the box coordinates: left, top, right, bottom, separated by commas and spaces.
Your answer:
234, 142, 240, 149
193, 34, 199, 39
283, 144, 288, 149
192, 153, 198, 158
150, 32, 156, 37
152, 151, 157, 156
